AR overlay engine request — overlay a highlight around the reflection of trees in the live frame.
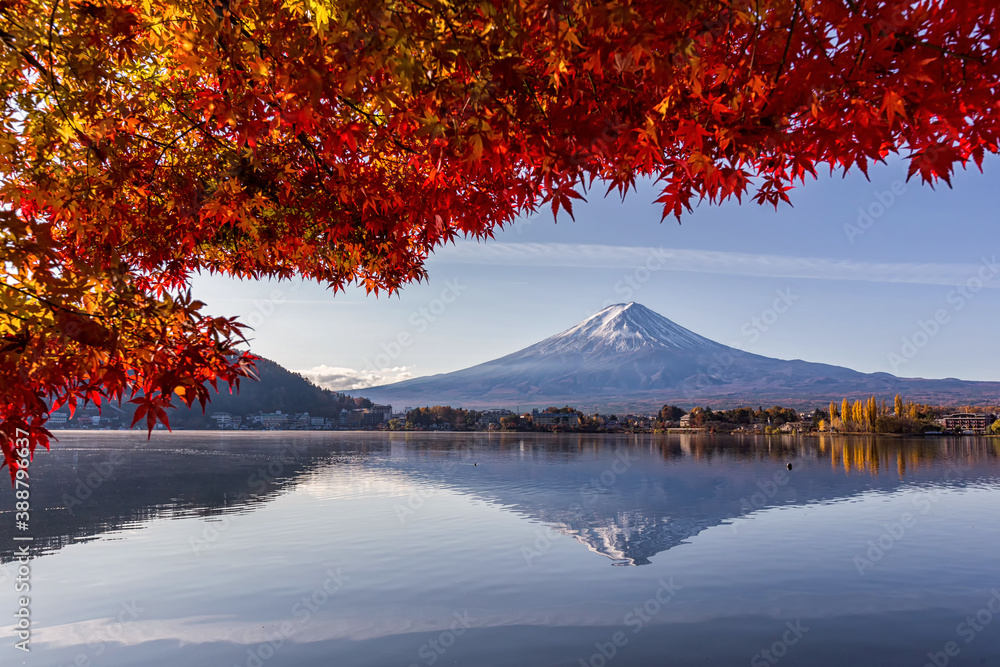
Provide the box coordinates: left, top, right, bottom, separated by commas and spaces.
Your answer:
0, 435, 356, 563
386, 433, 1000, 566
388, 432, 999, 478
815, 436, 998, 477
3, 432, 996, 567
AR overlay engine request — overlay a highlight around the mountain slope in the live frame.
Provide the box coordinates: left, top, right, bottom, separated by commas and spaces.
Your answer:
53, 357, 372, 428
166, 357, 371, 426
362, 303, 1000, 410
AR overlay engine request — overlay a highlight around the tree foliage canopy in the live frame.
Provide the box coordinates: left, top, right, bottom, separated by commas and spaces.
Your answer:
2, 0, 999, 477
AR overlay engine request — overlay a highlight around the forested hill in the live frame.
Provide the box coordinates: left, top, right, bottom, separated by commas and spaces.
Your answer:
166, 357, 370, 427
52, 357, 371, 429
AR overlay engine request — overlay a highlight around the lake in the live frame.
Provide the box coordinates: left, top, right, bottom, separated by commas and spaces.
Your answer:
1, 431, 999, 666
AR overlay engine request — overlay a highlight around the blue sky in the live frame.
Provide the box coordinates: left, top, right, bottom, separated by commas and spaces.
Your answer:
192, 155, 1000, 392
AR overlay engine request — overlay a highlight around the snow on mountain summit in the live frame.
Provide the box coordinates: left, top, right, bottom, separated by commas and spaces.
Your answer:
361, 300, 1000, 409
517, 302, 724, 358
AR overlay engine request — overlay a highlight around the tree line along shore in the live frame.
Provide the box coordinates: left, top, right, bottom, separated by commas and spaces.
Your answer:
390, 396, 999, 435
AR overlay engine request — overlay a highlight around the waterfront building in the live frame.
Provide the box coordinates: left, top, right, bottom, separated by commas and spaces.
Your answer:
940, 413, 996, 433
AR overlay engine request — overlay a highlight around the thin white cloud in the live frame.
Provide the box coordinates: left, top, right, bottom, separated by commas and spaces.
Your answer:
210, 299, 364, 305
430, 242, 1000, 288
297, 365, 414, 391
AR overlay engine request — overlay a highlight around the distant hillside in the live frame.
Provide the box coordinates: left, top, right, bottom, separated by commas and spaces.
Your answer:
166, 357, 371, 427
53, 357, 371, 429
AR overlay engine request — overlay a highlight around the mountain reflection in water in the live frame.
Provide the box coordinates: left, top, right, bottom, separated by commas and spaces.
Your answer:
2, 432, 999, 667
2, 432, 996, 567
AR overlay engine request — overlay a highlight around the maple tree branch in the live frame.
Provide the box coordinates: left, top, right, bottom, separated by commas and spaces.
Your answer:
404, 0, 462, 42
774, 0, 801, 82
742, 17, 760, 73
0, 28, 61, 87
0, 281, 110, 321
170, 106, 229, 150
147, 125, 199, 183
213, 6, 421, 157
797, 9, 839, 73
0, 305, 30, 322
893, 34, 985, 64
134, 133, 174, 149
1, 10, 103, 163
522, 79, 550, 121
45, 0, 59, 90
296, 132, 336, 179
336, 94, 420, 155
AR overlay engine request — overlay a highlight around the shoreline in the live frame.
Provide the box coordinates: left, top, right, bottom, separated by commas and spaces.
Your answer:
43, 428, 998, 438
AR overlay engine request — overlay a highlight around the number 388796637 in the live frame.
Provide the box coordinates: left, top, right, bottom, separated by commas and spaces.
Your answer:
14, 428, 30, 516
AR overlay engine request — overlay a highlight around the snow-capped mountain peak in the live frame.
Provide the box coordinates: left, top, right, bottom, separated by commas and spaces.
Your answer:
522, 302, 723, 357
361, 301, 1000, 410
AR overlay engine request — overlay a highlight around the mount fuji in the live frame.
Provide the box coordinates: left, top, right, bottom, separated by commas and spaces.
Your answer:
362, 302, 1000, 410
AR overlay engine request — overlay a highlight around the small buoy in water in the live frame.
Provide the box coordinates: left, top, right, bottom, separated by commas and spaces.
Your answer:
474, 462, 477, 466
786, 463, 793, 470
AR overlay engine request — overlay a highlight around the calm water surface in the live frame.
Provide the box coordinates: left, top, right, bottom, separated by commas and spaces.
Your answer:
1, 431, 999, 666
